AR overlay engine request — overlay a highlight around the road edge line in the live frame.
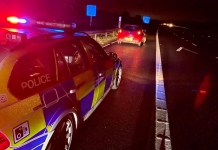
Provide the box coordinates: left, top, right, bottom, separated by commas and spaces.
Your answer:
155, 30, 172, 150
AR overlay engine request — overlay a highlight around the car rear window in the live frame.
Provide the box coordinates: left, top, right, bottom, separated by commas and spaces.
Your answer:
122, 25, 141, 31
8, 48, 57, 100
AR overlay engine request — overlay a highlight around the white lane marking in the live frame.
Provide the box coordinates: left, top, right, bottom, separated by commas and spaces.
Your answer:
102, 41, 117, 48
156, 30, 172, 150
103, 44, 110, 47
176, 47, 198, 54
176, 47, 183, 52
192, 43, 197, 46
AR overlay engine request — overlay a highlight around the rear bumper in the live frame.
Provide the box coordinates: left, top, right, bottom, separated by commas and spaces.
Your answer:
117, 38, 141, 44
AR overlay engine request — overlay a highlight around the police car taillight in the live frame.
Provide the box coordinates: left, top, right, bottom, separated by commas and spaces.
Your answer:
0, 132, 10, 149
6, 32, 27, 42
7, 16, 27, 24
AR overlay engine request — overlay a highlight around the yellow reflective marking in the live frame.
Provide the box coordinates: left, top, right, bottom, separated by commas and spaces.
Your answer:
0, 94, 46, 147
92, 80, 106, 107
46, 125, 52, 132
0, 49, 33, 109
73, 69, 95, 100
92, 88, 99, 107
98, 80, 106, 99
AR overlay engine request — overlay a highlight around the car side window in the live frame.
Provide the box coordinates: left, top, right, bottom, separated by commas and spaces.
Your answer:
58, 42, 86, 76
55, 49, 71, 81
81, 39, 107, 64
8, 48, 56, 100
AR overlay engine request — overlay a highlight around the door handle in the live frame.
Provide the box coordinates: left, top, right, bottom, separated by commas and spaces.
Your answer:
98, 70, 105, 77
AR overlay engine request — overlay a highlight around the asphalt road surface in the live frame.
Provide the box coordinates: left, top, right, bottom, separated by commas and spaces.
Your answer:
159, 26, 218, 150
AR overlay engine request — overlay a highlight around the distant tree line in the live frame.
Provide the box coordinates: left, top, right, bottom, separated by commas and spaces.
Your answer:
30, 0, 159, 31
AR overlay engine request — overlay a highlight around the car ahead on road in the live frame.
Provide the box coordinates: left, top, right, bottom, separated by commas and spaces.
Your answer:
0, 17, 122, 150
117, 24, 146, 46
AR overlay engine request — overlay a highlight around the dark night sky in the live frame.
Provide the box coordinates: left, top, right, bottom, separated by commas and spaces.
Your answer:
0, 0, 218, 22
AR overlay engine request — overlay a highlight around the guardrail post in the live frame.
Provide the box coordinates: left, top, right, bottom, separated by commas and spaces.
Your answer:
94, 34, 97, 40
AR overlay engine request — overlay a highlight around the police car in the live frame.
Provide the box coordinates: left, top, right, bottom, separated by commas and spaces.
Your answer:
0, 17, 122, 150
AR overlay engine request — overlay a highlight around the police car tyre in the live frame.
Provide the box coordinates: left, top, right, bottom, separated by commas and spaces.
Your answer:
112, 66, 122, 90
46, 115, 74, 150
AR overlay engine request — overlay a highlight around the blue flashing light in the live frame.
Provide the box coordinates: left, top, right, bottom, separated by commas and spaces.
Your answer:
40, 28, 64, 33
74, 32, 88, 37
19, 18, 27, 24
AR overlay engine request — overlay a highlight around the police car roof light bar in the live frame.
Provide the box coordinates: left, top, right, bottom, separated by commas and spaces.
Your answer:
6, 16, 76, 29
7, 16, 27, 24
36, 21, 76, 29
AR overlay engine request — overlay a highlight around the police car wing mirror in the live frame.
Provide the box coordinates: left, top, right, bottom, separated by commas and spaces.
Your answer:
107, 52, 117, 59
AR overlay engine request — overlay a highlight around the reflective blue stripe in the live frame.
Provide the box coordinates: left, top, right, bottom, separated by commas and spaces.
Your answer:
80, 90, 94, 117
14, 134, 47, 150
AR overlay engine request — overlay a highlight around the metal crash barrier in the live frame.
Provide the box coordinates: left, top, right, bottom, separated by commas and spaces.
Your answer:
85, 28, 118, 45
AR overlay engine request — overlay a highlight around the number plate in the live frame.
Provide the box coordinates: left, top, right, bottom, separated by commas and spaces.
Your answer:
125, 37, 133, 41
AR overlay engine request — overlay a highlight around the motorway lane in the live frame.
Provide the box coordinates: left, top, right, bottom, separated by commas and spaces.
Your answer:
158, 26, 218, 150
71, 35, 156, 150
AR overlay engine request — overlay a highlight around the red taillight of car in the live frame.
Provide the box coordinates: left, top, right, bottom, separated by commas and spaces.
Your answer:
118, 29, 122, 33
137, 31, 141, 35
0, 132, 10, 149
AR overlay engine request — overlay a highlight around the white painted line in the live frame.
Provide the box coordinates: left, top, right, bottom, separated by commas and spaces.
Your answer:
103, 44, 110, 47
192, 43, 197, 46
102, 40, 117, 48
176, 47, 198, 54
155, 31, 172, 150
176, 47, 183, 51
183, 48, 198, 54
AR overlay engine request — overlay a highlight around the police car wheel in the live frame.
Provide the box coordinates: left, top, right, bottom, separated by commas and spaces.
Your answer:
46, 115, 74, 150
112, 66, 122, 90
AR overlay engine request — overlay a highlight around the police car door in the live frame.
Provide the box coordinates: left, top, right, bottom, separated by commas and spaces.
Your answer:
56, 40, 96, 119
80, 39, 113, 107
